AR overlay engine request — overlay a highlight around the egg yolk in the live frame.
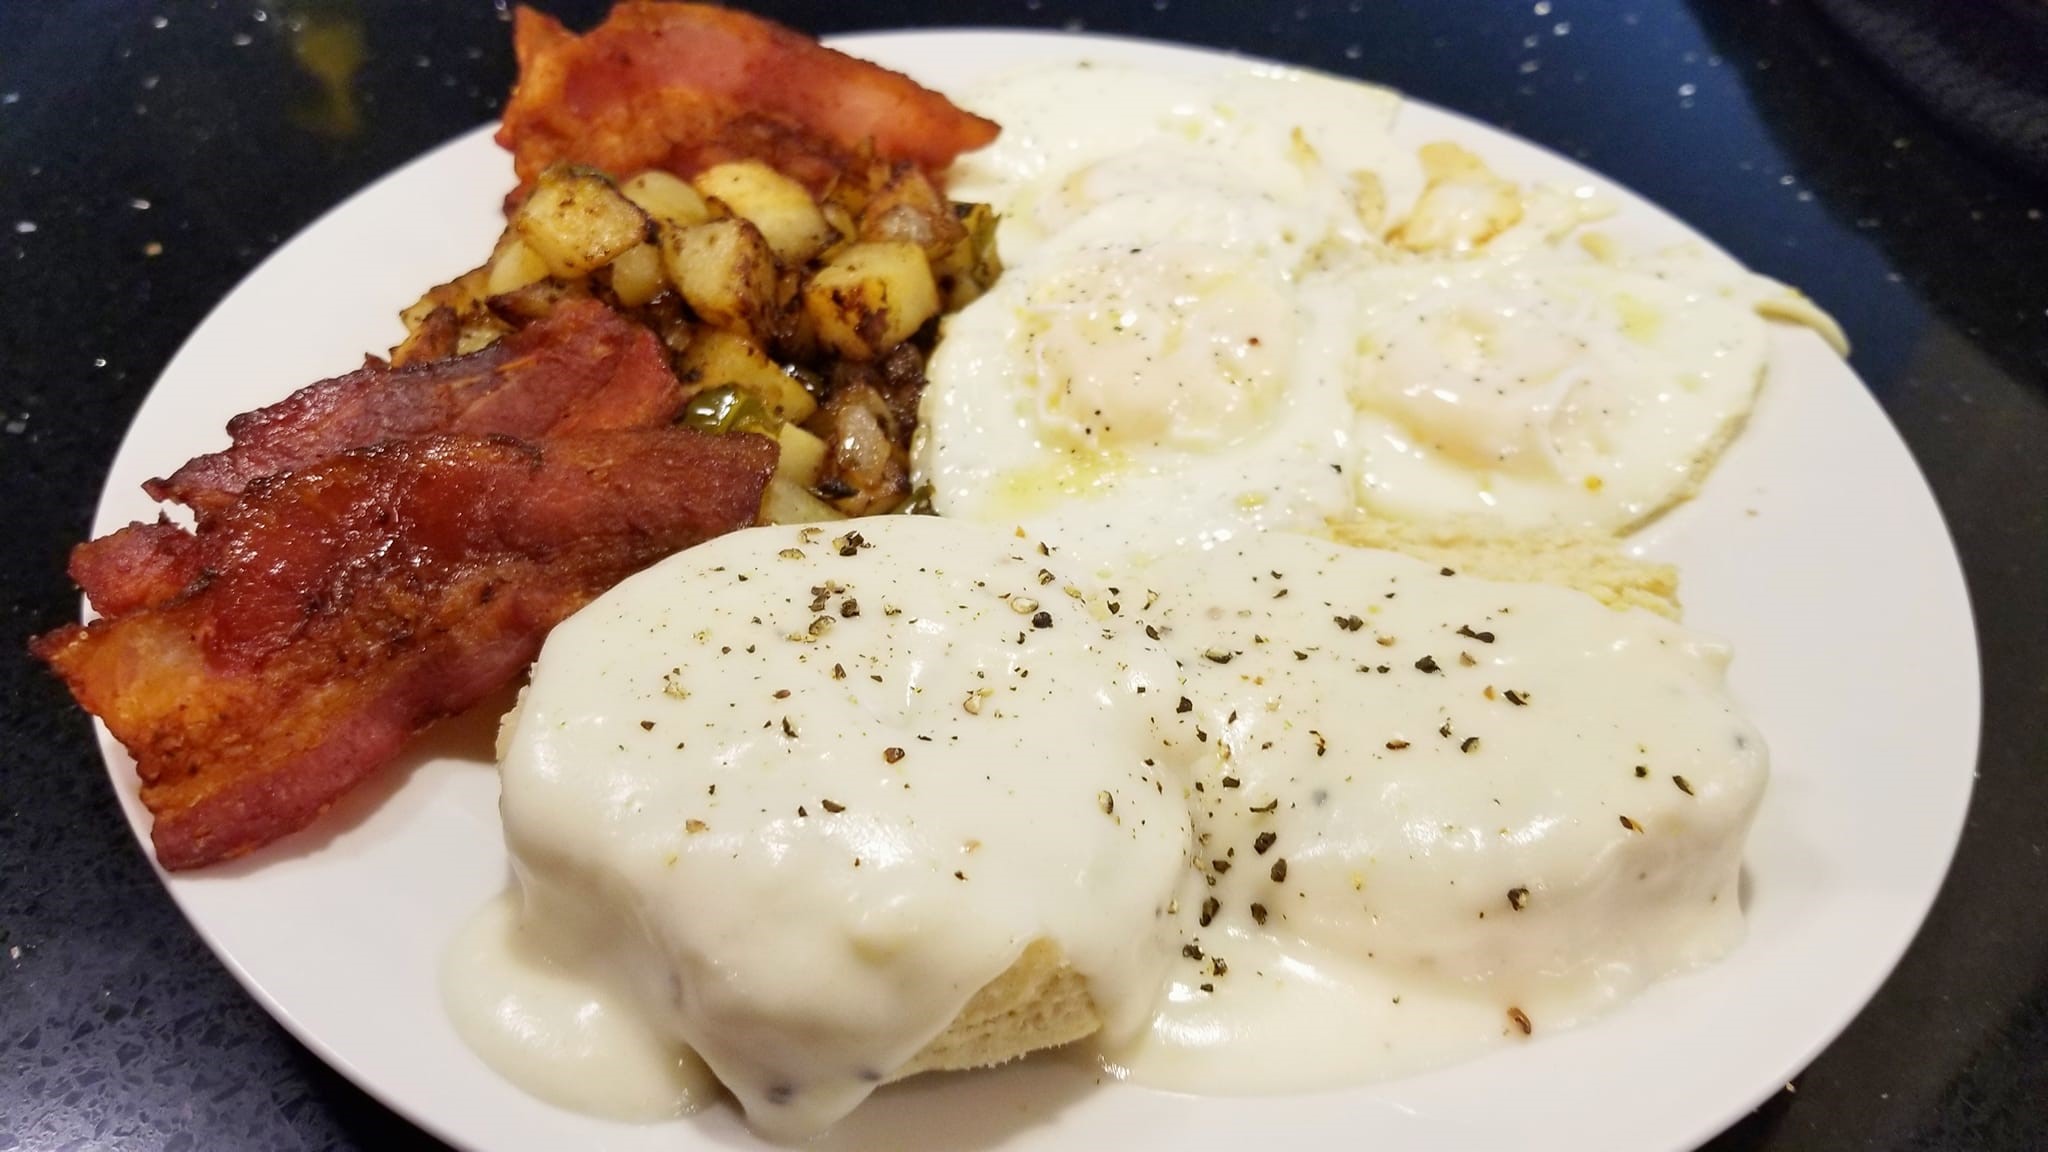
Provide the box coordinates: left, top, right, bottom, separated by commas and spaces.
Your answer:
1352, 278, 1619, 477
1023, 242, 1295, 452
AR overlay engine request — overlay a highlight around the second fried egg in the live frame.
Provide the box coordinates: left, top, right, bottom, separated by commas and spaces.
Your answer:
1343, 257, 1776, 531
919, 62, 1404, 563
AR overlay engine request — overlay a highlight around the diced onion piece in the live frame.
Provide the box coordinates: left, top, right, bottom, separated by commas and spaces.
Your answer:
858, 167, 962, 259
930, 202, 1002, 312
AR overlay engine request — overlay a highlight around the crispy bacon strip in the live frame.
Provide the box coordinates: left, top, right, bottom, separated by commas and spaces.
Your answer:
146, 299, 683, 519
34, 429, 776, 869
497, 2, 998, 197
66, 519, 205, 620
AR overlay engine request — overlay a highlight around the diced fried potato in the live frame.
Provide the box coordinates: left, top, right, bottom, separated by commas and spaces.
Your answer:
803, 241, 939, 361
693, 161, 835, 265
662, 217, 778, 335
930, 201, 1001, 312
858, 165, 964, 259
455, 316, 512, 356
486, 237, 552, 297
399, 295, 435, 334
393, 256, 522, 363
621, 170, 713, 230
775, 421, 827, 486
398, 298, 436, 335
1389, 142, 1523, 254
487, 278, 589, 325
392, 305, 461, 366
759, 475, 847, 524
606, 242, 665, 308
399, 264, 490, 334
677, 328, 817, 423
514, 166, 651, 278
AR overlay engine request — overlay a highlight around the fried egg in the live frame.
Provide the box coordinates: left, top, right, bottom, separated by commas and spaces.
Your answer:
919, 63, 1413, 564
1343, 256, 1775, 531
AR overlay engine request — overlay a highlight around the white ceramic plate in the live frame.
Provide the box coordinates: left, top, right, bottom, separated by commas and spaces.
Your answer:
87, 31, 1978, 1152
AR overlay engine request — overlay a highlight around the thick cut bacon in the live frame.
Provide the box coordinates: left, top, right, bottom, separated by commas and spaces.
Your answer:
67, 519, 204, 620
146, 299, 683, 518
497, 3, 998, 197
34, 429, 776, 869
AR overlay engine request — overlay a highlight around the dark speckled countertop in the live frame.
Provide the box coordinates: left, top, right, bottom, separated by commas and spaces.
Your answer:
2, 2, 2043, 1150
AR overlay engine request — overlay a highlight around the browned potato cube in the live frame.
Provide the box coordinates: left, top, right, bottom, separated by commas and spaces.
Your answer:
774, 420, 827, 486
486, 278, 589, 326
661, 218, 778, 335
606, 242, 665, 308
455, 316, 512, 356
513, 167, 651, 278
676, 328, 817, 423
621, 170, 712, 230
802, 241, 940, 361
485, 237, 551, 297
399, 263, 490, 334
759, 475, 847, 524
693, 161, 836, 265
392, 305, 460, 366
